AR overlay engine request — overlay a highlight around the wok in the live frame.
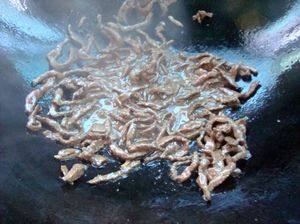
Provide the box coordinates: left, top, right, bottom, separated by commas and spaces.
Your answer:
0, 0, 299, 223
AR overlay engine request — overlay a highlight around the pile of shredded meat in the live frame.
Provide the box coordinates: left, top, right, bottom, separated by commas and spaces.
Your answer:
25, 0, 259, 201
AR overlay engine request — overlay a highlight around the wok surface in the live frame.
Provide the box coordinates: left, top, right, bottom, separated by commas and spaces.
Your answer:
0, 0, 300, 223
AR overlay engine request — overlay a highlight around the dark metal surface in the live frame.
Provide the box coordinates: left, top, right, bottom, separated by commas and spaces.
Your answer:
0, 0, 300, 223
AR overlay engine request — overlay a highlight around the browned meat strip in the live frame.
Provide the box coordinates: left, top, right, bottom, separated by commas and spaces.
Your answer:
193, 10, 213, 24
170, 152, 199, 183
88, 160, 140, 184
61, 163, 88, 185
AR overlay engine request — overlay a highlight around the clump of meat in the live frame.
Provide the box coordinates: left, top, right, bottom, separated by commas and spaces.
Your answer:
25, 0, 260, 201
193, 10, 213, 23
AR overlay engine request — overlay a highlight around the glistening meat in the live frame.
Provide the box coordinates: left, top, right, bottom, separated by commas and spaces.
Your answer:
25, 0, 260, 201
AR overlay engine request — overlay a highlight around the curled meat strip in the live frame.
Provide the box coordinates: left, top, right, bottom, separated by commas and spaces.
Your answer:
25, 0, 259, 201
170, 152, 199, 183
25, 77, 55, 114
26, 105, 42, 131
61, 163, 88, 185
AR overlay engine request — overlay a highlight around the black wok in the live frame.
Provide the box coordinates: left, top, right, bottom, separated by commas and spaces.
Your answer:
0, 0, 299, 223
